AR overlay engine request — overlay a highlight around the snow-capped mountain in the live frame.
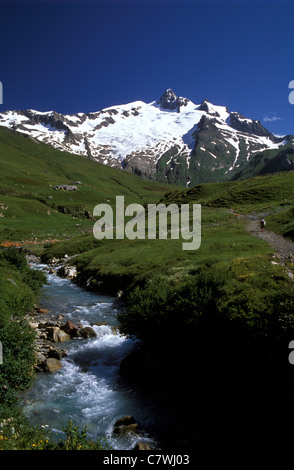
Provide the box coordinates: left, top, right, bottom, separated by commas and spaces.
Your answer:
0, 89, 291, 186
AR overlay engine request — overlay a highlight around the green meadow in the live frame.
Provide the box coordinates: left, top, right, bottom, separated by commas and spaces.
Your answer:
0, 127, 174, 241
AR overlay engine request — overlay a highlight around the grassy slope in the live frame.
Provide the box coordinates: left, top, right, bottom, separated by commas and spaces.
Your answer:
232, 140, 294, 181
0, 128, 176, 241
40, 170, 294, 294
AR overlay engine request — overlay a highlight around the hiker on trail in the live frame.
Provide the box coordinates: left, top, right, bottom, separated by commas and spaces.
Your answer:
260, 219, 266, 232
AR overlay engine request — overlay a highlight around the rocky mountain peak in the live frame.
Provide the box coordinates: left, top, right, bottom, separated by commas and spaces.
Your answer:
198, 100, 220, 116
158, 89, 189, 112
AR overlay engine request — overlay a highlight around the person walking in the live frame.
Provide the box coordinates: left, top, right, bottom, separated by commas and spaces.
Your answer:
260, 218, 266, 232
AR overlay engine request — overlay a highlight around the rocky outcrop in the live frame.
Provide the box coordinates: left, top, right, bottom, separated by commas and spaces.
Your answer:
158, 88, 190, 112
228, 111, 275, 138
198, 100, 221, 116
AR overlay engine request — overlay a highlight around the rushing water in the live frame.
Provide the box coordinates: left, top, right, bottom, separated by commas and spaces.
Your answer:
21, 263, 158, 450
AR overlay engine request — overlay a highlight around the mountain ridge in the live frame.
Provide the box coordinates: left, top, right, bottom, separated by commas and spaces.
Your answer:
0, 89, 293, 187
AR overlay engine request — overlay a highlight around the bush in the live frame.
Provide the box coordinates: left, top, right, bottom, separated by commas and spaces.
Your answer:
50, 420, 109, 450
0, 247, 28, 270
120, 268, 225, 347
0, 418, 109, 450
0, 247, 45, 412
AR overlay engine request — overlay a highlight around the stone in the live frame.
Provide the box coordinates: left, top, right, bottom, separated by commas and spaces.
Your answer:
36, 353, 46, 363
43, 320, 60, 327
46, 326, 70, 342
115, 416, 137, 427
44, 358, 62, 373
35, 308, 49, 314
46, 326, 60, 342
48, 346, 67, 360
58, 265, 77, 279
61, 320, 79, 338
79, 326, 97, 339
57, 330, 71, 343
113, 416, 139, 436
133, 442, 152, 450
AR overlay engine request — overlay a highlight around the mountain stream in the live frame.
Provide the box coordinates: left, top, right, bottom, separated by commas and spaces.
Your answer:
21, 263, 159, 450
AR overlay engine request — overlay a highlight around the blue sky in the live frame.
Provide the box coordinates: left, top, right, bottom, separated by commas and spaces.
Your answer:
0, 0, 293, 136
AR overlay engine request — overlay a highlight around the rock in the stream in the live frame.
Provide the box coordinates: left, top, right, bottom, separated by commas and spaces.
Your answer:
58, 330, 71, 343
132, 442, 152, 450
57, 265, 77, 279
46, 326, 70, 343
113, 416, 140, 436
48, 346, 67, 360
44, 358, 62, 373
61, 320, 79, 338
79, 326, 97, 339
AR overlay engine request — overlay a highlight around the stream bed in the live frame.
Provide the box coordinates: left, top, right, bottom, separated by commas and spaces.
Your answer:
21, 263, 159, 450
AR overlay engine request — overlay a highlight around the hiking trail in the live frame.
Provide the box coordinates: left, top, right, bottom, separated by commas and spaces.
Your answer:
229, 210, 294, 273
246, 217, 294, 266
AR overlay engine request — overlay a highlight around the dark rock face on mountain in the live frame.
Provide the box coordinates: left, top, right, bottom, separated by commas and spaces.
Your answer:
158, 89, 190, 112
228, 111, 275, 139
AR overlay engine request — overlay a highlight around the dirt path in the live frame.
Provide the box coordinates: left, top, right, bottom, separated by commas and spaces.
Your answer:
246, 216, 294, 266
228, 209, 294, 266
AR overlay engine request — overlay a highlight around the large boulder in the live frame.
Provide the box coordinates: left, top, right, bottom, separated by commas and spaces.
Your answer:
46, 326, 70, 343
46, 326, 60, 342
112, 416, 139, 436
44, 358, 62, 373
79, 326, 97, 339
58, 330, 71, 343
57, 265, 77, 279
61, 320, 79, 338
48, 345, 67, 360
